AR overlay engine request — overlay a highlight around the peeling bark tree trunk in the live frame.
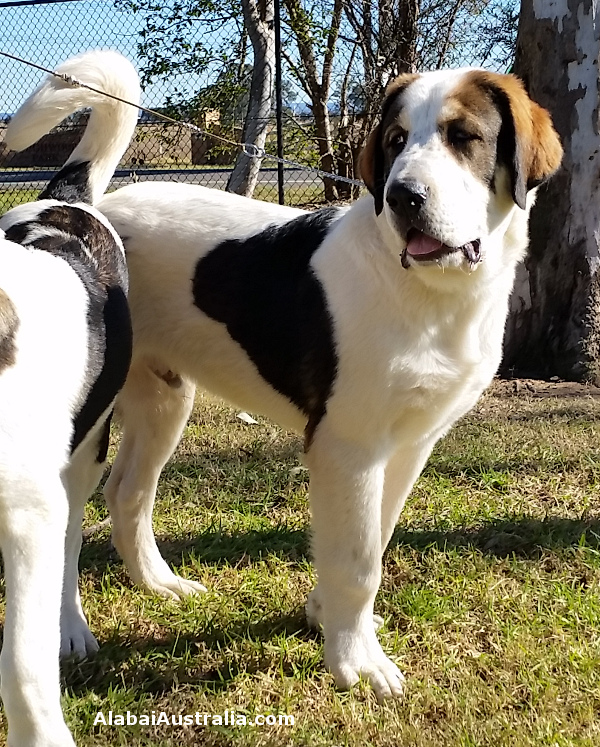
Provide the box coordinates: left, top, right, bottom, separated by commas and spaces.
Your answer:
503, 0, 600, 382
227, 0, 275, 197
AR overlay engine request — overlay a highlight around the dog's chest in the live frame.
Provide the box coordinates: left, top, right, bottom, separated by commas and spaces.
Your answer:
385, 335, 492, 443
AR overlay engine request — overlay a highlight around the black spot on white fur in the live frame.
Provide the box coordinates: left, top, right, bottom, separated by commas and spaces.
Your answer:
39, 160, 93, 204
4, 205, 131, 454
0, 289, 18, 372
193, 208, 340, 447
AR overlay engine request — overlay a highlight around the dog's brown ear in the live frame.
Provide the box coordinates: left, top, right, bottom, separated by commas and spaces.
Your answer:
359, 122, 385, 215
484, 72, 563, 209
360, 73, 420, 216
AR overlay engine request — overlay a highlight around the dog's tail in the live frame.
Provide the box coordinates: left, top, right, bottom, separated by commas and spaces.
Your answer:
5, 50, 140, 205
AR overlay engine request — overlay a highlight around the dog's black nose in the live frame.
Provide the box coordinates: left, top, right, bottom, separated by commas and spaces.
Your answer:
386, 181, 428, 218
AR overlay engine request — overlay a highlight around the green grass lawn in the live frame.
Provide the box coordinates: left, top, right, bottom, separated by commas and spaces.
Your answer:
1, 381, 600, 746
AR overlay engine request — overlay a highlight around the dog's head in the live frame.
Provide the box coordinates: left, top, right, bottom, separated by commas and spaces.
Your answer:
360, 69, 562, 274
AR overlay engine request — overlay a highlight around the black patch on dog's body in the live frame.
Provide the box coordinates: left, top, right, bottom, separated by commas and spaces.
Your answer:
38, 160, 92, 204
4, 206, 132, 455
193, 209, 340, 446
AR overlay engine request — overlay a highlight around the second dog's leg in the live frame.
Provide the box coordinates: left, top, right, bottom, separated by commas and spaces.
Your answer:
59, 418, 112, 659
105, 357, 205, 599
0, 474, 75, 747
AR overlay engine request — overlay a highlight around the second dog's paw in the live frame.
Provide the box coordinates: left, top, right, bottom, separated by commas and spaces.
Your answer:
60, 609, 99, 660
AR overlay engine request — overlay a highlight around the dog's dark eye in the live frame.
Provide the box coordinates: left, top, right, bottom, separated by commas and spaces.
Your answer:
388, 130, 408, 152
448, 125, 480, 147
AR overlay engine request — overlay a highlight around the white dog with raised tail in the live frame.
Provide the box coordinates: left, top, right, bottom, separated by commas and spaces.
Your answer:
0, 50, 139, 746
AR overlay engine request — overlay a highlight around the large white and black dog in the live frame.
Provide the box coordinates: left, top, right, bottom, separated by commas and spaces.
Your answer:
0, 51, 139, 745
11, 59, 562, 702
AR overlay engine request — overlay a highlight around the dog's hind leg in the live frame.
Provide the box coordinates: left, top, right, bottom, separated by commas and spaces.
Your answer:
0, 472, 76, 746
105, 357, 206, 599
59, 416, 114, 659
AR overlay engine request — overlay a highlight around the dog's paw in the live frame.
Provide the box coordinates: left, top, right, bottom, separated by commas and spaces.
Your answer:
306, 588, 384, 632
60, 608, 99, 660
324, 631, 404, 701
145, 573, 207, 601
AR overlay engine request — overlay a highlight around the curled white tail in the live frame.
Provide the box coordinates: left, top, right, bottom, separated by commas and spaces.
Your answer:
5, 50, 140, 204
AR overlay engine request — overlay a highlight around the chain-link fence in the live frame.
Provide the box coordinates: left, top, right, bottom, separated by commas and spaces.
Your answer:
0, 0, 518, 212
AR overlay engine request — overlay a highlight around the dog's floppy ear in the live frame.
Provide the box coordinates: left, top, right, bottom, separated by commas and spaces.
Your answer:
359, 122, 385, 215
360, 74, 420, 216
486, 73, 563, 209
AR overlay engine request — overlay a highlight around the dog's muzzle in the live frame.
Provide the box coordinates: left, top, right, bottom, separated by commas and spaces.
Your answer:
385, 180, 481, 270
400, 230, 482, 269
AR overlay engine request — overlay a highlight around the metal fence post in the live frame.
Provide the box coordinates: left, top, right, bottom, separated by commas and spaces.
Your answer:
273, 0, 284, 205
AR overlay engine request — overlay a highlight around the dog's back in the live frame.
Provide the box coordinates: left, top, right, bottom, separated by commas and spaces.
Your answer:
0, 49, 140, 455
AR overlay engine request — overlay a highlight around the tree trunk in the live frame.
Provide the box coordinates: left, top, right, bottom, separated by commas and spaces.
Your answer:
226, 0, 275, 197
397, 0, 419, 72
283, 0, 342, 202
502, 0, 600, 382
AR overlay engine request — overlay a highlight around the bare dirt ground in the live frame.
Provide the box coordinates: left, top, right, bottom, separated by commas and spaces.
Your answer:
491, 377, 600, 399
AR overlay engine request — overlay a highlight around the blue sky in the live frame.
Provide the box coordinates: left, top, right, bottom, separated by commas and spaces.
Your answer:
0, 0, 176, 113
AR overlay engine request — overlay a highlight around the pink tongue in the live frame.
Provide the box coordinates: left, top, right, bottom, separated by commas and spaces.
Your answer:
406, 231, 444, 256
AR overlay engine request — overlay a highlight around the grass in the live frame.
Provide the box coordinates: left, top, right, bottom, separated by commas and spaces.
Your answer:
1, 381, 600, 746
0, 188, 40, 212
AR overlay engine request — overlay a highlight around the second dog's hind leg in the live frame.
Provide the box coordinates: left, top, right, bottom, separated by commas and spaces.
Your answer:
59, 416, 114, 659
105, 357, 205, 599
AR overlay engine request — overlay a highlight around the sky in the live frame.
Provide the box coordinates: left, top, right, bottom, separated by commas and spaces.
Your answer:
0, 0, 177, 113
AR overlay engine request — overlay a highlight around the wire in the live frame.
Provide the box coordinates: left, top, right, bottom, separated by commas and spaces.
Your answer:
0, 49, 365, 188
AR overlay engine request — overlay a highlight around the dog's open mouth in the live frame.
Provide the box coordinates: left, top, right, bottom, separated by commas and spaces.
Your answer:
401, 228, 481, 269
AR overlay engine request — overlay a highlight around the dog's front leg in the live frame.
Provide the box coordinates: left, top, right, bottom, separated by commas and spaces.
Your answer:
0, 475, 75, 747
304, 424, 404, 700
380, 441, 436, 552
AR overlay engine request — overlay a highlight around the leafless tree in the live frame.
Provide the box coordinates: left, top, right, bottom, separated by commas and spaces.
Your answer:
226, 0, 275, 196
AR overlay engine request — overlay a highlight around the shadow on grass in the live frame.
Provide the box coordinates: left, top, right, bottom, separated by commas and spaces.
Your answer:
79, 515, 600, 578
503, 405, 600, 422
390, 515, 600, 558
421, 455, 600, 483
80, 526, 311, 575
65, 514, 600, 698
63, 609, 318, 698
